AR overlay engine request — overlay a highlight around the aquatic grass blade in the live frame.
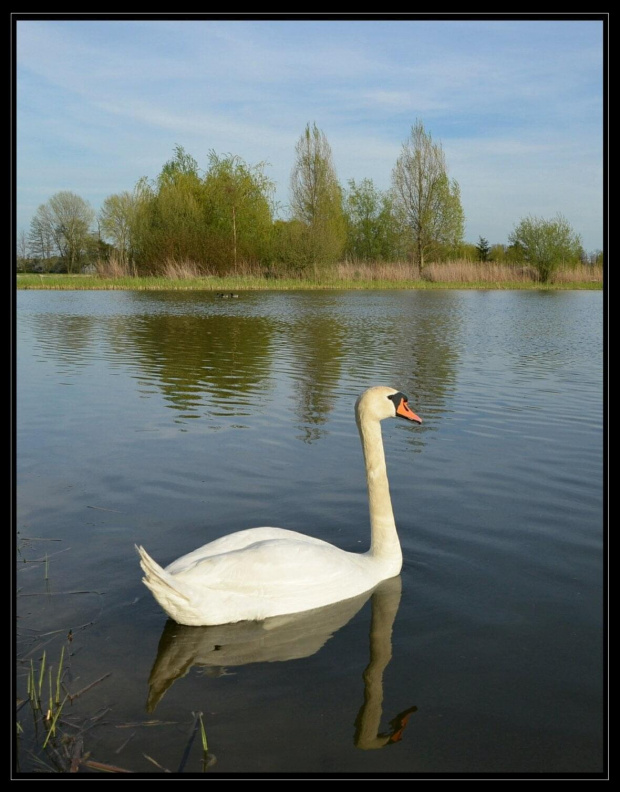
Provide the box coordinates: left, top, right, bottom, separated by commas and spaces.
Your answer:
37, 651, 46, 699
42, 696, 67, 749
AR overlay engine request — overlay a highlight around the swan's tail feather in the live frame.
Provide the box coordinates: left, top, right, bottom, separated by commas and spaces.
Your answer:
135, 544, 192, 605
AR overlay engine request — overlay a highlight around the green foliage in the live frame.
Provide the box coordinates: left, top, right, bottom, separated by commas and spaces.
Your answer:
508, 213, 583, 282
289, 123, 346, 272
489, 244, 507, 262
23, 128, 597, 278
99, 191, 141, 273
343, 178, 401, 261
144, 157, 208, 269
158, 144, 200, 185
130, 146, 275, 274
476, 236, 491, 262
391, 120, 465, 271
203, 151, 275, 272
270, 219, 311, 275
448, 241, 478, 261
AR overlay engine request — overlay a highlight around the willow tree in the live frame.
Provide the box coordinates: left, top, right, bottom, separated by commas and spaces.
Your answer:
289, 123, 346, 272
129, 146, 275, 274
131, 146, 207, 271
203, 151, 275, 272
392, 120, 464, 272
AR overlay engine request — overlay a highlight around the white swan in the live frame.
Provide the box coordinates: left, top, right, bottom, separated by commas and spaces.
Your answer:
136, 385, 421, 626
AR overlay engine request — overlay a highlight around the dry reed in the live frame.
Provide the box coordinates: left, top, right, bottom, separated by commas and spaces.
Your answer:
335, 260, 417, 281
160, 258, 206, 280
95, 255, 136, 278
320, 258, 602, 285
422, 259, 536, 283
550, 264, 603, 283
20, 256, 603, 290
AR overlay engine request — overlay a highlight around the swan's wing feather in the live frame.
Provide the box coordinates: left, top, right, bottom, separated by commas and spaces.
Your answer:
171, 537, 369, 595
165, 527, 332, 575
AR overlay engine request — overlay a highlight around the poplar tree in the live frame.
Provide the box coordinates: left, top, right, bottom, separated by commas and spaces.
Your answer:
392, 120, 464, 272
289, 123, 346, 271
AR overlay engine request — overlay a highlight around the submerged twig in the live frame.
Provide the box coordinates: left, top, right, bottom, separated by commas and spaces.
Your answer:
20, 634, 65, 660
69, 737, 84, 773
81, 758, 133, 773
18, 546, 72, 565
143, 754, 171, 772
20, 590, 102, 597
116, 719, 178, 728
114, 731, 136, 754
67, 672, 111, 702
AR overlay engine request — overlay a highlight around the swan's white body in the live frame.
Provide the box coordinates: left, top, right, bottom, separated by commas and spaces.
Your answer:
137, 386, 421, 626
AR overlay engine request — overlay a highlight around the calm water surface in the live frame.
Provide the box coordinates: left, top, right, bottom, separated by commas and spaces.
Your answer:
15, 289, 604, 776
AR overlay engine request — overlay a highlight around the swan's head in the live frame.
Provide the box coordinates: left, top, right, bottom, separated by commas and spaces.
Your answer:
355, 386, 422, 425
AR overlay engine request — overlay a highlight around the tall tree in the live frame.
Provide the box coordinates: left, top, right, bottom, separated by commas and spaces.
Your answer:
28, 192, 94, 272
16, 229, 28, 260
203, 151, 275, 272
16, 229, 30, 271
28, 204, 56, 263
158, 144, 200, 186
130, 146, 275, 274
290, 123, 346, 270
99, 191, 140, 273
508, 213, 583, 282
476, 236, 491, 262
391, 120, 464, 272
139, 147, 206, 269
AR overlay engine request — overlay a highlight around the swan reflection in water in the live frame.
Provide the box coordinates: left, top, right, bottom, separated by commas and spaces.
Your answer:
146, 576, 417, 751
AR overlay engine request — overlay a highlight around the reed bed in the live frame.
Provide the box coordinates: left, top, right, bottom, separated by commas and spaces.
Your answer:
159, 258, 208, 280
550, 264, 604, 283
423, 260, 536, 283
17, 257, 603, 291
95, 255, 137, 279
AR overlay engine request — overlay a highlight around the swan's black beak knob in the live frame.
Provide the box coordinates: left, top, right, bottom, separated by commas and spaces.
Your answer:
389, 392, 422, 423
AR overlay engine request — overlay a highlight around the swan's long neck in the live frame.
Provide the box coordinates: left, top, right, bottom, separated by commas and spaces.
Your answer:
357, 411, 402, 566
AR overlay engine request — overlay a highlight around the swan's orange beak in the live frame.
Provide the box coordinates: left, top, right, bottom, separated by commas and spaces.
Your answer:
396, 397, 422, 424
387, 705, 418, 743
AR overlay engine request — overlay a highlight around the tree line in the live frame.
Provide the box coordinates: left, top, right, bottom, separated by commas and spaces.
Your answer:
18, 120, 598, 283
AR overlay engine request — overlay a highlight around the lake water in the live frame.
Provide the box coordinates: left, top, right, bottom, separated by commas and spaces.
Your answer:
15, 289, 605, 777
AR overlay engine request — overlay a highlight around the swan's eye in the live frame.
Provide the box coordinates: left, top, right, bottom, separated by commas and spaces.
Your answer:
387, 392, 408, 409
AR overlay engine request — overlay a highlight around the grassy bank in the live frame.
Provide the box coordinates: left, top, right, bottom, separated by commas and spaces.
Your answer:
16, 259, 603, 291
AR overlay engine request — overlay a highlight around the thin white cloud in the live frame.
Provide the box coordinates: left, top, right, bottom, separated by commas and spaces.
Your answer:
15, 17, 605, 252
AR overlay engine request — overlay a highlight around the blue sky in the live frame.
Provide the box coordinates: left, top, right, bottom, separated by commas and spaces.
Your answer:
15, 16, 606, 253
